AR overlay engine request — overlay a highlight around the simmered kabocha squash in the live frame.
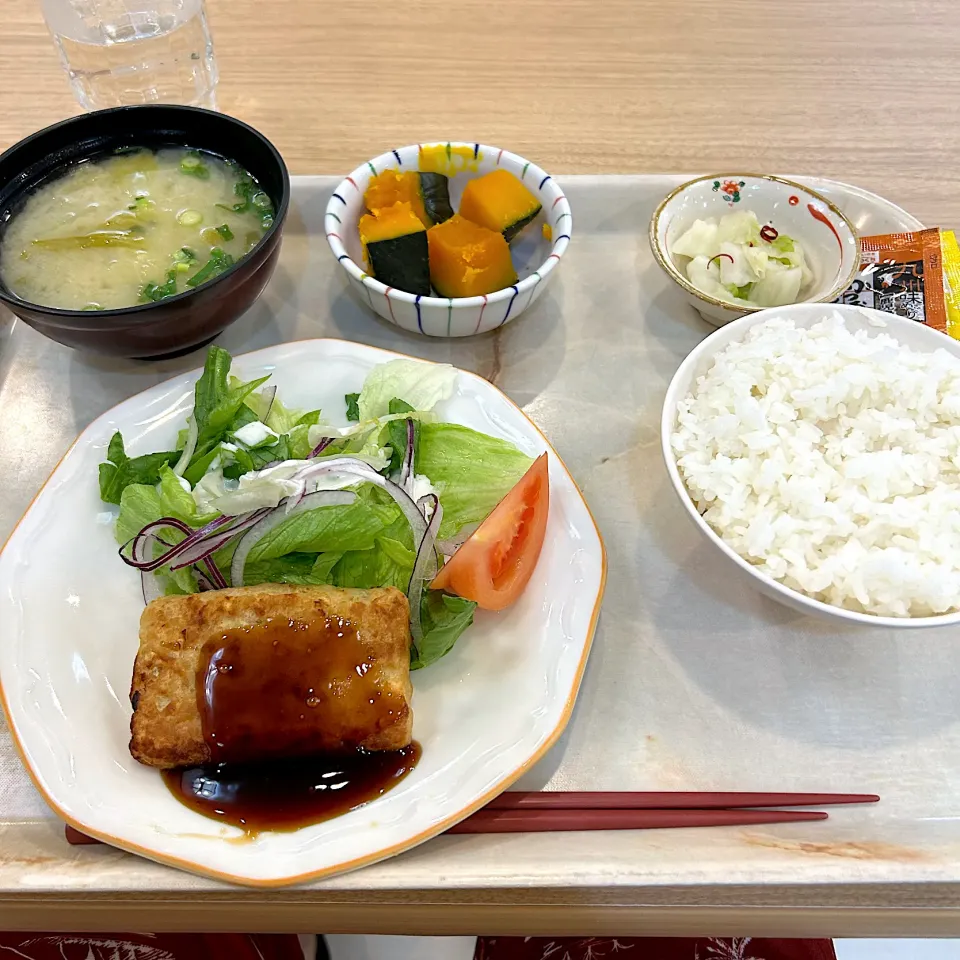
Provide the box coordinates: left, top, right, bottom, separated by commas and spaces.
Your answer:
427, 214, 518, 298
418, 172, 455, 226
359, 202, 431, 296
458, 169, 542, 242
364, 170, 453, 228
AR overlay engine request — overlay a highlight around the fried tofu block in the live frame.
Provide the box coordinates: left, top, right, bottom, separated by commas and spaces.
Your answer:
129, 584, 412, 769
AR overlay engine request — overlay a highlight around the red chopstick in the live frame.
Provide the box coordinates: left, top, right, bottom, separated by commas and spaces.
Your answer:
65, 791, 874, 845
66, 808, 826, 845
485, 791, 879, 810
65, 825, 100, 845
445, 807, 827, 834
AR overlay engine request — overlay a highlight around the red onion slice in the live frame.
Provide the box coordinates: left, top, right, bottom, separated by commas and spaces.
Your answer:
436, 522, 479, 557
408, 495, 442, 647
230, 490, 357, 587
165, 509, 271, 571
125, 518, 193, 571
308, 436, 334, 458
123, 512, 265, 572
141, 571, 164, 604
173, 416, 198, 477
202, 555, 229, 589
398, 419, 415, 490
126, 456, 438, 631
295, 457, 428, 547
260, 385, 278, 424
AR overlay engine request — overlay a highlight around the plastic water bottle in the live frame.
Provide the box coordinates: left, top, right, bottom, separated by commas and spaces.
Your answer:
40, 0, 219, 111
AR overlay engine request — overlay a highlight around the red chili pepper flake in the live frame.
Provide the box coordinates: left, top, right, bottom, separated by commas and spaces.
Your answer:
760, 225, 779, 242
708, 253, 735, 268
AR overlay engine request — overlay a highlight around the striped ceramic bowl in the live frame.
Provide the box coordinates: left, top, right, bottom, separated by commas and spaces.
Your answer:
325, 142, 572, 337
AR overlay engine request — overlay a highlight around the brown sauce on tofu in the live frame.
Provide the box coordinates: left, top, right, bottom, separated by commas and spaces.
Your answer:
161, 742, 420, 836
160, 614, 418, 836
199, 614, 400, 764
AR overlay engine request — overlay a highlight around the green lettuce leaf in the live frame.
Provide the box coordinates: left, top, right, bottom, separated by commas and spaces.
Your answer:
97, 431, 179, 505
115, 464, 216, 544
156, 464, 200, 522
344, 393, 360, 422
243, 553, 325, 586
114, 464, 220, 595
385, 398, 418, 474
331, 535, 416, 593
115, 484, 164, 545
230, 404, 259, 433
411, 592, 478, 670
244, 434, 291, 470
239, 379, 321, 436
245, 498, 399, 564
183, 443, 223, 485
417, 423, 532, 539
288, 409, 323, 459
287, 423, 315, 460
311, 552, 344, 582
190, 347, 269, 468
356, 359, 456, 422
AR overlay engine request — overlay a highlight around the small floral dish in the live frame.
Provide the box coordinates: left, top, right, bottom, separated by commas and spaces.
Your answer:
325, 143, 572, 337
650, 174, 860, 327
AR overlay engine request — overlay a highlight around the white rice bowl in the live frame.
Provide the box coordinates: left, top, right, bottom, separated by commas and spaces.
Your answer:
668, 307, 960, 620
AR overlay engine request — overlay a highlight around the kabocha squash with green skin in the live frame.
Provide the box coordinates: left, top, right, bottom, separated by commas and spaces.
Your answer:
459, 169, 542, 242
359, 202, 431, 296
417, 172, 454, 226
427, 214, 518, 299
364, 170, 453, 229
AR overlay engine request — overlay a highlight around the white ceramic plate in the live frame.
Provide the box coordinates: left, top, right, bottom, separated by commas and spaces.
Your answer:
0, 340, 606, 887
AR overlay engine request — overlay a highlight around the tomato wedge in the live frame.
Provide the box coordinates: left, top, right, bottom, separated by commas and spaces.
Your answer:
431, 453, 549, 611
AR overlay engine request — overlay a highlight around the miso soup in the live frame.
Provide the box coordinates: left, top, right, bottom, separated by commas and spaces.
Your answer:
0, 147, 274, 310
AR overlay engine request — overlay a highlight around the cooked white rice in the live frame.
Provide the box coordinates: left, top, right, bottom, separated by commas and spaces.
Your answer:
671, 311, 960, 617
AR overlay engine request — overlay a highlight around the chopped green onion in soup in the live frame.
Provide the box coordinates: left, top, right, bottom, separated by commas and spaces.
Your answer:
0, 147, 274, 310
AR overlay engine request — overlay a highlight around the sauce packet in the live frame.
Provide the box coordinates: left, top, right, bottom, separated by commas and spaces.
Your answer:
942, 229, 960, 339
834, 227, 947, 333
